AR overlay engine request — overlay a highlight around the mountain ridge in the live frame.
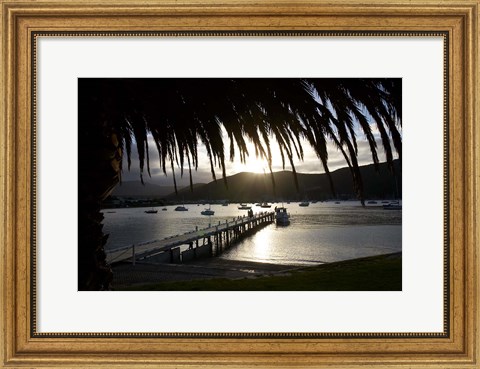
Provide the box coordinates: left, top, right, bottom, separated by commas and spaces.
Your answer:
111, 182, 176, 198
166, 160, 401, 202
111, 160, 401, 201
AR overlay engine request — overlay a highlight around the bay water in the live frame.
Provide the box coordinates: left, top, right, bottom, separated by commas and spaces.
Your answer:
102, 201, 401, 266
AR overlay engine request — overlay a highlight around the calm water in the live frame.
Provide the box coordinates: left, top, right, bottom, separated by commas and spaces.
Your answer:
102, 202, 401, 266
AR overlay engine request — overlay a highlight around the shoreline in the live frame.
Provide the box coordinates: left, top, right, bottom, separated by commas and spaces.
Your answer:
112, 258, 306, 289
112, 252, 401, 291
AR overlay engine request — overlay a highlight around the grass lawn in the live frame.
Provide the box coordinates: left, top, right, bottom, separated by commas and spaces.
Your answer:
123, 252, 402, 291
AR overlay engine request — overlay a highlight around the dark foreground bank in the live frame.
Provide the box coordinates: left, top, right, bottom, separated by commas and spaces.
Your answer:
113, 252, 401, 291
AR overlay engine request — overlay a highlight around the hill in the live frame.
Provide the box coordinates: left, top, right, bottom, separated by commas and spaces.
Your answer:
111, 181, 176, 198
166, 160, 401, 202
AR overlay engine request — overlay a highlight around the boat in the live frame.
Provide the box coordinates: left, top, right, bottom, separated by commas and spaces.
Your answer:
275, 207, 290, 226
201, 205, 215, 216
144, 209, 158, 214
383, 203, 402, 210
299, 201, 309, 207
238, 203, 252, 210
174, 205, 188, 211
260, 202, 271, 208
383, 200, 401, 210
162, 208, 167, 211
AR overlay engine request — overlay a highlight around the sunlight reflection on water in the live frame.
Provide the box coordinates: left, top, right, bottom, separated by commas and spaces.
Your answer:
220, 223, 401, 265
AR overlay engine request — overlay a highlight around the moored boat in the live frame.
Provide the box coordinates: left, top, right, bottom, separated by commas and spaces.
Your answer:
144, 209, 158, 214
275, 207, 290, 226
299, 201, 309, 207
174, 205, 188, 211
383, 204, 402, 210
201, 205, 215, 216
238, 203, 252, 210
383, 200, 401, 210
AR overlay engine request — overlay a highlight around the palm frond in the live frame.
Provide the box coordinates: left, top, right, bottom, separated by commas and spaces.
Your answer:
80, 78, 402, 204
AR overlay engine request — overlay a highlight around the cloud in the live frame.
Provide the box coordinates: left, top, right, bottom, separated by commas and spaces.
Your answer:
119, 129, 400, 186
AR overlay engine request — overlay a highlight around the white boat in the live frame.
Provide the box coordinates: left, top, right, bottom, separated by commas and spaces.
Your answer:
260, 202, 272, 208
383, 204, 402, 210
383, 201, 402, 210
238, 203, 252, 210
201, 205, 215, 216
275, 207, 290, 226
174, 205, 188, 211
299, 201, 309, 207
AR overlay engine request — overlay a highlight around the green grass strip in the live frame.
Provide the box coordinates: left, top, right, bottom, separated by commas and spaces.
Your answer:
121, 252, 401, 291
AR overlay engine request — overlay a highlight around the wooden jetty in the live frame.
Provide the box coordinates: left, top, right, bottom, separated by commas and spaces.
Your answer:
105, 211, 275, 265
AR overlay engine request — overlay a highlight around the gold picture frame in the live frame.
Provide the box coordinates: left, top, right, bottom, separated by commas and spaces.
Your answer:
1, 0, 478, 367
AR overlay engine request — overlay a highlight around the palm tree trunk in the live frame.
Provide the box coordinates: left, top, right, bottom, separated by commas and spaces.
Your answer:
78, 112, 122, 290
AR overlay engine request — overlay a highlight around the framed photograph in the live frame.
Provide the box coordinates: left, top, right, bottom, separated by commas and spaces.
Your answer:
1, 0, 478, 368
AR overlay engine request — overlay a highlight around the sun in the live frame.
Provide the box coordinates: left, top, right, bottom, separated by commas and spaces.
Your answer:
233, 156, 268, 174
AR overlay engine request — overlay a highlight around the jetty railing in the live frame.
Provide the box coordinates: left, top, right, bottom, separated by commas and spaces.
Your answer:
105, 211, 275, 265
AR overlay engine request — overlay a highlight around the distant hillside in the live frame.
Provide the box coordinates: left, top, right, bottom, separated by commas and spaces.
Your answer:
111, 181, 176, 198
167, 160, 401, 202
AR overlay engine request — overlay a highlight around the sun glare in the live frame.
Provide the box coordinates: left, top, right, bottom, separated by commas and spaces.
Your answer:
234, 156, 268, 174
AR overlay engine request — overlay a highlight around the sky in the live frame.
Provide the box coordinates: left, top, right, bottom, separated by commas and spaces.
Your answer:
119, 127, 398, 187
